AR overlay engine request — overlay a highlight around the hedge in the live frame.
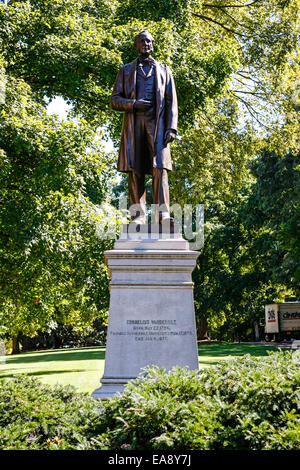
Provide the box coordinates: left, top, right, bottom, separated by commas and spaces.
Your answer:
0, 350, 299, 450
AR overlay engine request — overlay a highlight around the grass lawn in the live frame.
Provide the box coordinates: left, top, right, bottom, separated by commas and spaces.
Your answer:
0, 343, 278, 394
197, 342, 277, 367
0, 347, 105, 394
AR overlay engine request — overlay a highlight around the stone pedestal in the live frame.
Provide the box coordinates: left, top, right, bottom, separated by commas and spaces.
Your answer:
92, 225, 199, 399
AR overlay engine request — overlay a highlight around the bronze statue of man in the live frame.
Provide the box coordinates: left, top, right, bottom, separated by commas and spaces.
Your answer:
110, 31, 178, 224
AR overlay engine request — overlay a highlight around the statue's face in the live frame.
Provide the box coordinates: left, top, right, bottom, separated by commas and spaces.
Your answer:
135, 33, 154, 56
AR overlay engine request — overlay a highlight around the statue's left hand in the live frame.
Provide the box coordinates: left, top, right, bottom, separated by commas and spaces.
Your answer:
164, 129, 176, 144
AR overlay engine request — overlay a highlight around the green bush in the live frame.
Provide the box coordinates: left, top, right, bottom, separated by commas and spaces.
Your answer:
0, 351, 299, 450
98, 351, 300, 450
0, 376, 103, 450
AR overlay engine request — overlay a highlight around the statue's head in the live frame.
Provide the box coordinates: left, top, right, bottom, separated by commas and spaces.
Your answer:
134, 31, 154, 56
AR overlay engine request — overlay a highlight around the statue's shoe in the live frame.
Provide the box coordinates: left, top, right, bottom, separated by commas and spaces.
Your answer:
131, 215, 146, 225
160, 213, 174, 227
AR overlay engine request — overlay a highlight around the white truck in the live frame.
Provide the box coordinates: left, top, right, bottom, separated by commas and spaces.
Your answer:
265, 302, 300, 342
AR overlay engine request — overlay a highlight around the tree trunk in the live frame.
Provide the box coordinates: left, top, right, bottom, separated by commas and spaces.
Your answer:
20, 334, 33, 352
197, 317, 209, 340
254, 321, 260, 341
12, 335, 20, 354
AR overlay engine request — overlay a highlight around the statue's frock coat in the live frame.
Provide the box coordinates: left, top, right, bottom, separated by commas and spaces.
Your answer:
110, 59, 178, 173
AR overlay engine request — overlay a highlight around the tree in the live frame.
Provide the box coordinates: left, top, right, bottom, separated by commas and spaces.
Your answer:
249, 149, 300, 289
2, 1, 298, 183
193, 149, 300, 340
0, 0, 298, 344
0, 72, 115, 348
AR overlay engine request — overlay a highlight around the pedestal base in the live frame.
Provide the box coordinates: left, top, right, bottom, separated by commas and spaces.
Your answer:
92, 377, 131, 399
92, 225, 199, 400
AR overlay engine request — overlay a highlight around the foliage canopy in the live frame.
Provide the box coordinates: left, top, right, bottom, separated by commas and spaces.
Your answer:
0, 0, 299, 340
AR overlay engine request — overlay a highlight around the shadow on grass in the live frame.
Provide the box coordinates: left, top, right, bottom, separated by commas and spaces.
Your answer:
198, 360, 222, 367
0, 369, 88, 379
4, 347, 106, 365
3, 344, 279, 372
197, 343, 277, 359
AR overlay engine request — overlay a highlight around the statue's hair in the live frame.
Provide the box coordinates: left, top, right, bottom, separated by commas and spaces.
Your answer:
134, 31, 154, 49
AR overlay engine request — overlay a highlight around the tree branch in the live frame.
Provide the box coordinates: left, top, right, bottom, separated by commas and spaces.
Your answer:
216, 7, 255, 32
231, 91, 269, 128
234, 76, 254, 89
232, 90, 266, 96
237, 71, 265, 86
192, 13, 249, 38
233, 77, 269, 97
202, 1, 263, 8
236, 72, 273, 97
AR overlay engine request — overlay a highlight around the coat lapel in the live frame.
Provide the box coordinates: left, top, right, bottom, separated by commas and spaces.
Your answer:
128, 59, 137, 99
154, 61, 165, 142
155, 61, 165, 114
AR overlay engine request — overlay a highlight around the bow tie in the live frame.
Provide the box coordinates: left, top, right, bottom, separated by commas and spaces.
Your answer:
139, 57, 155, 65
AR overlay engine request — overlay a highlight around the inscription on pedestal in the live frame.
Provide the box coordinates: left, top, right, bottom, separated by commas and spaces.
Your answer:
109, 319, 194, 342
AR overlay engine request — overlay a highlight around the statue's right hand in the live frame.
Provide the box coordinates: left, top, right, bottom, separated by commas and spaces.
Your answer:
134, 99, 152, 111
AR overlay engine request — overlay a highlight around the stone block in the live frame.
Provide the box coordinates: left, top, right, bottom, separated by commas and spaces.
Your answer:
92, 225, 199, 399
